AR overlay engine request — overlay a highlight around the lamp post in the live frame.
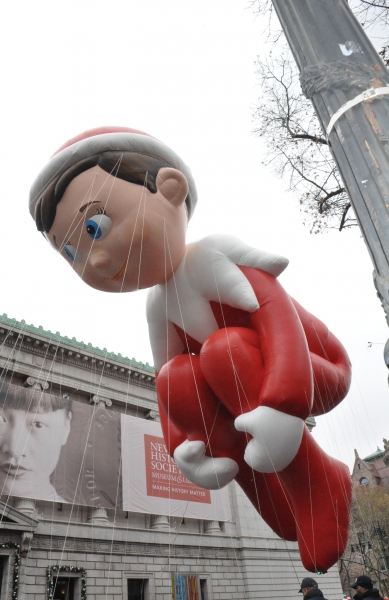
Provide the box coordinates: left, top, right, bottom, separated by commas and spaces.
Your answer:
270, 0, 389, 366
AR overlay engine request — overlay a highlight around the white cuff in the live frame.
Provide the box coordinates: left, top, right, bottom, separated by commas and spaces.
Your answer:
235, 406, 304, 473
174, 440, 239, 490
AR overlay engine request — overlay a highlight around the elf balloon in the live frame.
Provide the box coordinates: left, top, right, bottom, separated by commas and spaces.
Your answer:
29, 127, 352, 573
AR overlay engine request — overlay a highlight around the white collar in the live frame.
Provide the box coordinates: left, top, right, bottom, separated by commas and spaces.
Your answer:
146, 234, 288, 371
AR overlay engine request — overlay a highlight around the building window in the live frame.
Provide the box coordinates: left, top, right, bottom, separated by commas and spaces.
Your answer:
0, 556, 9, 599
53, 577, 75, 600
128, 578, 147, 600
359, 477, 369, 485
47, 566, 86, 600
358, 464, 361, 469
200, 579, 208, 600
0, 544, 20, 600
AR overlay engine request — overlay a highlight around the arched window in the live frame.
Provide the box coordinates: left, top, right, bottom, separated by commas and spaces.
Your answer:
359, 477, 369, 485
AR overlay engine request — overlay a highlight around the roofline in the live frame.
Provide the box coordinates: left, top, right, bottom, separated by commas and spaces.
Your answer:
363, 450, 385, 462
0, 312, 155, 374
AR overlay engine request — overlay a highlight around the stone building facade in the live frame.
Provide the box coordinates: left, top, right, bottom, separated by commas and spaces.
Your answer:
351, 445, 389, 489
0, 313, 343, 600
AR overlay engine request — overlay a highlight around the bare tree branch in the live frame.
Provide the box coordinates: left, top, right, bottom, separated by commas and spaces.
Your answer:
251, 0, 389, 233
339, 203, 352, 231
341, 487, 389, 597
287, 131, 328, 145
359, 0, 389, 8
252, 54, 356, 232
318, 188, 346, 212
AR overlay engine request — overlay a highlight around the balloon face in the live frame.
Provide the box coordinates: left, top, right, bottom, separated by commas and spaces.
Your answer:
47, 165, 188, 293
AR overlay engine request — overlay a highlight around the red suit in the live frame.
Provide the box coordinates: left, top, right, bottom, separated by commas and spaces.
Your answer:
147, 235, 352, 573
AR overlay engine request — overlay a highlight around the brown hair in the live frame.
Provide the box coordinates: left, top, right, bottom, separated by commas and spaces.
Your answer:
35, 151, 181, 233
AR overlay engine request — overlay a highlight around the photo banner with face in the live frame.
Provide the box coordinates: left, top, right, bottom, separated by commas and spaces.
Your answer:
121, 415, 231, 521
0, 384, 231, 519
53, 400, 121, 508
0, 384, 121, 509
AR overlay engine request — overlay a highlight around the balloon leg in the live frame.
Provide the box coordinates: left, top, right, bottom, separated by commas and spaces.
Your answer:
277, 427, 352, 573
200, 327, 265, 418
157, 354, 297, 541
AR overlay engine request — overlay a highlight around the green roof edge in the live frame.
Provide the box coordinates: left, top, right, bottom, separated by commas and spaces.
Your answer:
363, 447, 385, 462
0, 313, 154, 373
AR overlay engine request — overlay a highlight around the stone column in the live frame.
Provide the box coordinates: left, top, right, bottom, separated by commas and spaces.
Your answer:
89, 391, 113, 530
146, 410, 160, 423
204, 520, 222, 534
88, 507, 109, 524
90, 395, 112, 408
150, 514, 170, 530
24, 377, 49, 392
14, 498, 36, 517
305, 416, 317, 433
146, 412, 167, 530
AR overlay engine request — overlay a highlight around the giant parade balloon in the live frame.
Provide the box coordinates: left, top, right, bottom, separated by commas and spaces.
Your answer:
29, 127, 352, 573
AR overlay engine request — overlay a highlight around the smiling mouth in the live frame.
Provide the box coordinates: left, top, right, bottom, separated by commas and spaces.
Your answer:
108, 263, 127, 281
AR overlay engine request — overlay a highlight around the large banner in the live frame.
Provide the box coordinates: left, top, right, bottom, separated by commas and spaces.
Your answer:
0, 383, 121, 509
171, 575, 199, 600
0, 384, 231, 520
121, 415, 231, 520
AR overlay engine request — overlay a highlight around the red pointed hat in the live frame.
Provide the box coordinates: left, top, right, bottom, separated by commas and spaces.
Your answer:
52, 126, 157, 156
29, 126, 197, 222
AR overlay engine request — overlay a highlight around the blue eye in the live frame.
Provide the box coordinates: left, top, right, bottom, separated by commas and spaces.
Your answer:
63, 245, 83, 263
86, 214, 112, 240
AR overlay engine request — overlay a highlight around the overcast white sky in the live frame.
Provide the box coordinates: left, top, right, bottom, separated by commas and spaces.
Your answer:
0, 0, 388, 470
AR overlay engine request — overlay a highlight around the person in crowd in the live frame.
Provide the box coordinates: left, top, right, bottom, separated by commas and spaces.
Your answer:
351, 575, 384, 600
298, 577, 328, 600
0, 383, 72, 501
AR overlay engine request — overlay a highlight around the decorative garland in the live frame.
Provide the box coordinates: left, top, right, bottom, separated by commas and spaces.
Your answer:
0, 542, 20, 600
46, 565, 87, 600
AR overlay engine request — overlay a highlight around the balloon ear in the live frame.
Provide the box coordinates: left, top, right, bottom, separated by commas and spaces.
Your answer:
156, 167, 188, 207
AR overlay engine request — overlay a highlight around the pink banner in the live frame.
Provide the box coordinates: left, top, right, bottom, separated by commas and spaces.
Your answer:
144, 433, 211, 503
121, 414, 231, 521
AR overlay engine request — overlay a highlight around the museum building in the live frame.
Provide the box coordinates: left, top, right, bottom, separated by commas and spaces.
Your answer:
0, 313, 344, 600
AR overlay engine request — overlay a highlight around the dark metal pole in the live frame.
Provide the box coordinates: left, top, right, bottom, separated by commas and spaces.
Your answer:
270, 0, 389, 365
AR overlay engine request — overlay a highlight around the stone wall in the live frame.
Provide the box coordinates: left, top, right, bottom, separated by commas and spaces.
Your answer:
8, 531, 342, 600
0, 315, 345, 600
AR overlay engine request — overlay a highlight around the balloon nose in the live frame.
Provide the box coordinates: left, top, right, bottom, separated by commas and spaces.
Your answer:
89, 251, 112, 271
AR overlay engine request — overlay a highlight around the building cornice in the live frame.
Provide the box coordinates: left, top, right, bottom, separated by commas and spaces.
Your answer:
0, 315, 156, 389
0, 313, 154, 371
